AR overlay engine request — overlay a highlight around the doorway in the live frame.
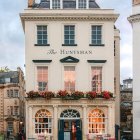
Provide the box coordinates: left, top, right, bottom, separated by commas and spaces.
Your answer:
58, 109, 82, 140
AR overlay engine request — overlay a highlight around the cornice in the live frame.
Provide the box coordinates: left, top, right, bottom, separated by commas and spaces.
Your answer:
20, 13, 118, 21
20, 13, 119, 30
128, 14, 140, 23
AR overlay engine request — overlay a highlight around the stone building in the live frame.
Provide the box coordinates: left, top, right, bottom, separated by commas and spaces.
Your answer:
128, 0, 140, 139
20, 0, 120, 139
120, 78, 133, 139
0, 67, 25, 137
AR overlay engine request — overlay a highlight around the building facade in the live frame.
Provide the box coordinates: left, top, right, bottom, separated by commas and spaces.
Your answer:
128, 0, 140, 139
20, 0, 120, 139
120, 78, 133, 139
0, 67, 25, 138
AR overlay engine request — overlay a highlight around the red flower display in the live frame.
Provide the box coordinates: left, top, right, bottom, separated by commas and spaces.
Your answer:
101, 91, 112, 99
57, 90, 68, 98
87, 91, 97, 99
26, 90, 113, 100
71, 91, 84, 99
39, 91, 54, 99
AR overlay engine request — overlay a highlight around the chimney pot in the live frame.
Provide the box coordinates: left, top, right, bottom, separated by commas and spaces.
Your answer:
28, 0, 35, 7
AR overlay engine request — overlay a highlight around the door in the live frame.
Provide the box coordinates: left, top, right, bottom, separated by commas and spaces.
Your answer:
59, 120, 64, 140
58, 119, 82, 140
76, 120, 82, 140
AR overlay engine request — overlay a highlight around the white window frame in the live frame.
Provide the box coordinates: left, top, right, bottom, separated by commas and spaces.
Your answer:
52, 0, 61, 9
35, 23, 50, 46
34, 109, 52, 134
61, 64, 77, 91
78, 0, 87, 9
91, 66, 102, 93
88, 109, 108, 135
88, 63, 105, 92
34, 63, 50, 91
61, 23, 77, 46
89, 23, 104, 46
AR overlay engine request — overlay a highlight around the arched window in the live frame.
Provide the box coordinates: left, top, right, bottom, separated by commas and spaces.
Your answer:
60, 109, 80, 119
35, 109, 52, 134
88, 109, 106, 134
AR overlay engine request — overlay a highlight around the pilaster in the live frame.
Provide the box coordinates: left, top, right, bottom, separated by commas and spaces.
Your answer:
82, 105, 87, 140
28, 106, 33, 138
53, 105, 58, 140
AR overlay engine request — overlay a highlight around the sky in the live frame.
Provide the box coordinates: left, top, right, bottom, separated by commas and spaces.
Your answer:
0, 0, 132, 82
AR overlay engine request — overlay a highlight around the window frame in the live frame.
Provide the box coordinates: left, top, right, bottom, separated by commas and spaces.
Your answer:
88, 63, 105, 92
62, 24, 77, 46
91, 66, 102, 93
35, 63, 50, 91
34, 109, 52, 134
52, 0, 61, 9
62, 64, 77, 91
88, 109, 107, 135
78, 0, 86, 9
89, 24, 105, 46
35, 24, 50, 46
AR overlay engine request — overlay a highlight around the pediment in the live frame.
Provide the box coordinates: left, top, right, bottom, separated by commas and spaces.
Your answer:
60, 56, 79, 63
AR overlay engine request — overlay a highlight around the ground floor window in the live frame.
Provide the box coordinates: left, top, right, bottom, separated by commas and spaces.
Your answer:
7, 122, 13, 134
88, 109, 106, 134
35, 109, 52, 134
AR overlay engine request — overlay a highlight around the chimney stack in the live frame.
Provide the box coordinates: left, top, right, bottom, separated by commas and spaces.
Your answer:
28, 0, 35, 7
133, 0, 140, 5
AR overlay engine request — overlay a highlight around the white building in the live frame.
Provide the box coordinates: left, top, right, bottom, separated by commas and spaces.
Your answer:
128, 0, 140, 139
20, 0, 120, 139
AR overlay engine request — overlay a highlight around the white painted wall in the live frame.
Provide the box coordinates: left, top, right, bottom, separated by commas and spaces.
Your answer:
24, 11, 115, 93
133, 21, 140, 139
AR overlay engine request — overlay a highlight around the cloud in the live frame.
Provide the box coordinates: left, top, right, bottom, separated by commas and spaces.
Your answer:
0, 0, 26, 71
0, 0, 133, 81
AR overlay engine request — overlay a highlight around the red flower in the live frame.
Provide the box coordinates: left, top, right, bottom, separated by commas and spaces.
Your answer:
87, 91, 97, 99
57, 90, 68, 97
102, 91, 111, 99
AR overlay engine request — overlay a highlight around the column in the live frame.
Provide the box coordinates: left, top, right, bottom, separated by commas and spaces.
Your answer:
28, 106, 33, 138
82, 105, 87, 140
53, 105, 58, 140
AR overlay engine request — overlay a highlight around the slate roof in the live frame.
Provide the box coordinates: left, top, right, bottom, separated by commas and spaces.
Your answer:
0, 71, 19, 84
33, 0, 100, 9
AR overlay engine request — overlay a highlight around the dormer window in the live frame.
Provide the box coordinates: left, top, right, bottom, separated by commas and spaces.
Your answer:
5, 78, 10, 83
78, 0, 86, 9
52, 0, 60, 9
63, 0, 76, 9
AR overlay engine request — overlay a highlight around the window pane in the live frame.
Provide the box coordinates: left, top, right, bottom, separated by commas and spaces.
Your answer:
91, 67, 102, 93
37, 25, 48, 45
91, 25, 102, 45
78, 0, 86, 9
64, 25, 75, 45
88, 109, 106, 134
35, 110, 52, 134
37, 66, 48, 91
64, 66, 75, 91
